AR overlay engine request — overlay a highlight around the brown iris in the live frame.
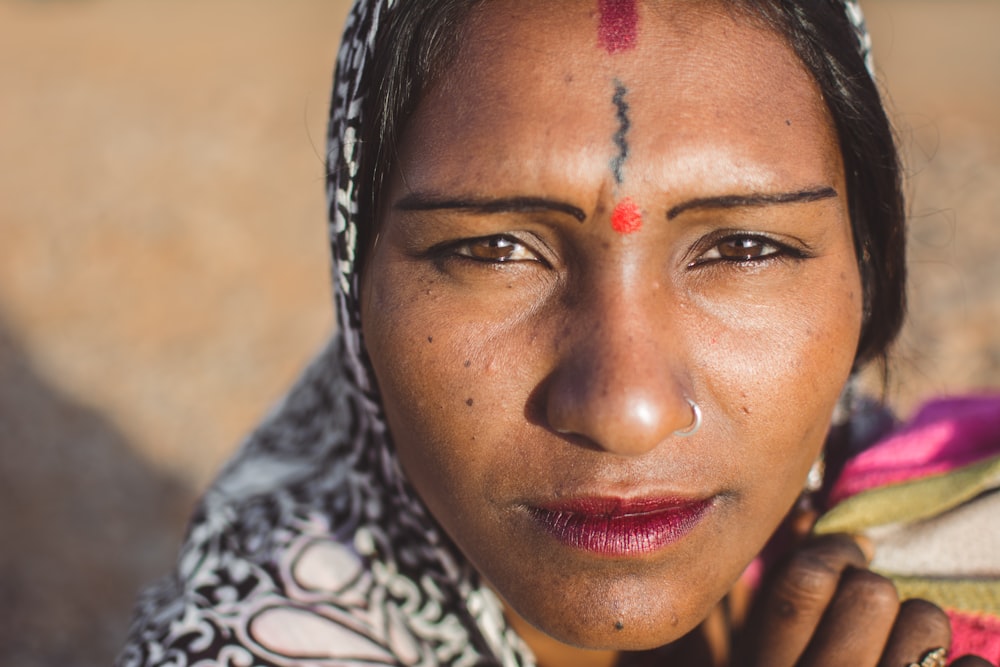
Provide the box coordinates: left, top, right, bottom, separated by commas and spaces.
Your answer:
466, 237, 520, 261
717, 237, 770, 261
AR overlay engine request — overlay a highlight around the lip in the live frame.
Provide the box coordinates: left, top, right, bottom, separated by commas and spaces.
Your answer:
526, 495, 713, 557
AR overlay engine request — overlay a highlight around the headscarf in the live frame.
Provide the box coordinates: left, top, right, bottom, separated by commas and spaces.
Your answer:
117, 3, 876, 666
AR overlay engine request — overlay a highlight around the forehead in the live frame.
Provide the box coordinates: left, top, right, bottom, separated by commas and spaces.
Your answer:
397, 0, 841, 196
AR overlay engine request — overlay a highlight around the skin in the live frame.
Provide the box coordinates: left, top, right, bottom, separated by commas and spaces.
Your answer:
361, 1, 993, 665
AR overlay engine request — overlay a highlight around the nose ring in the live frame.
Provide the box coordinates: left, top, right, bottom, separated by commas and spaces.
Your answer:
674, 398, 702, 437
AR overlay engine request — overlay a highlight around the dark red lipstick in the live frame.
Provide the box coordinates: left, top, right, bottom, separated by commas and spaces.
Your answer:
528, 496, 712, 556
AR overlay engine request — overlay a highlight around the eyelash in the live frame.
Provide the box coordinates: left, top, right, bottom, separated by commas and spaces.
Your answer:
433, 235, 548, 266
687, 232, 808, 268
431, 232, 807, 269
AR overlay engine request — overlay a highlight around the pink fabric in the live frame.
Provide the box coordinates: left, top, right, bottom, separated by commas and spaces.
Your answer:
949, 609, 1000, 664
829, 395, 1000, 505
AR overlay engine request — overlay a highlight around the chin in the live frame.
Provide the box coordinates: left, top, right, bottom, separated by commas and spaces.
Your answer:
498, 564, 723, 653
526, 610, 705, 655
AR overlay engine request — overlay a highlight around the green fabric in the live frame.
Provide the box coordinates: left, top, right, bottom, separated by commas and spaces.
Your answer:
812, 453, 1000, 620
814, 454, 1000, 535
892, 577, 1000, 616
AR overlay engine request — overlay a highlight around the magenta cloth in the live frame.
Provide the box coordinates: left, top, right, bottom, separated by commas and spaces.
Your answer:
829, 395, 1000, 505
949, 610, 1000, 662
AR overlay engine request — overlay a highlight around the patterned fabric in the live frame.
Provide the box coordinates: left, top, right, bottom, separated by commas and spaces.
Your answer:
117, 2, 880, 665
843, 0, 875, 75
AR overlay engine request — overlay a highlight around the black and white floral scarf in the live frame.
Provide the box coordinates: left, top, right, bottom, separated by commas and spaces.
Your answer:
117, 2, 874, 665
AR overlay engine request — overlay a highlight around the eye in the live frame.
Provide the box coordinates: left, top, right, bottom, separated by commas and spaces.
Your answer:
452, 235, 539, 263
689, 233, 803, 267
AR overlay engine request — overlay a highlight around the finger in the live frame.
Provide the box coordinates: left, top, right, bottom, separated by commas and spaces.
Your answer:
877, 599, 951, 667
950, 656, 997, 667
797, 568, 899, 667
790, 506, 819, 540
739, 534, 869, 667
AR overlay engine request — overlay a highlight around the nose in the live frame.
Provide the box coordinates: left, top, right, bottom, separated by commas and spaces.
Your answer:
544, 287, 696, 456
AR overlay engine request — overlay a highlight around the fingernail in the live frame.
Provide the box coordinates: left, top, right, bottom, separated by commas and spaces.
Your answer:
791, 508, 818, 538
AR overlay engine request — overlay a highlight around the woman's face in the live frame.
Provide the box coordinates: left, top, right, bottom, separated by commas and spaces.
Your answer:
362, 0, 862, 651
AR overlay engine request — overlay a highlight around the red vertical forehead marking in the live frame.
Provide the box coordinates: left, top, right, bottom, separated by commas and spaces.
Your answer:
598, 0, 638, 54
611, 198, 642, 234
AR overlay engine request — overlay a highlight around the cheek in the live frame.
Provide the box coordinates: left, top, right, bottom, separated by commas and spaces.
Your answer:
361, 262, 526, 514
693, 257, 863, 483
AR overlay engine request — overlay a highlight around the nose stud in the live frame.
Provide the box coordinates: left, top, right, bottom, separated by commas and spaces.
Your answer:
673, 398, 702, 437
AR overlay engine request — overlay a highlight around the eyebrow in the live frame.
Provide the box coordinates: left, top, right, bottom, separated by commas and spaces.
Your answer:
394, 186, 838, 224
666, 186, 838, 220
394, 194, 587, 223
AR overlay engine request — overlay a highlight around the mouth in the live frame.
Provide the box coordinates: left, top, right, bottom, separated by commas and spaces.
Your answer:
526, 495, 713, 557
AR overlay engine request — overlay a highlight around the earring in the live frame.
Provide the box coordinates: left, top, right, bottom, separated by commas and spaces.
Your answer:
673, 399, 702, 437
805, 454, 825, 494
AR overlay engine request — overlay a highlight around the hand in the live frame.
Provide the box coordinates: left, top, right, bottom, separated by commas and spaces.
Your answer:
733, 533, 995, 667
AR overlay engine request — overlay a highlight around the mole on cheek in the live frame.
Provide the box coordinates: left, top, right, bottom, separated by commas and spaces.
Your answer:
598, 0, 639, 54
611, 198, 642, 234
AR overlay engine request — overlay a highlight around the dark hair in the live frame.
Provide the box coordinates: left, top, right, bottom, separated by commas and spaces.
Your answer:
746, 0, 906, 367
353, 0, 478, 270
347, 0, 906, 367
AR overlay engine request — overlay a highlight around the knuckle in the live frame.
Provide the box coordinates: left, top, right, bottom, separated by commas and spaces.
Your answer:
783, 551, 841, 592
780, 537, 864, 590
764, 536, 871, 620
897, 598, 951, 637
801, 534, 868, 567
768, 555, 842, 618
840, 568, 899, 613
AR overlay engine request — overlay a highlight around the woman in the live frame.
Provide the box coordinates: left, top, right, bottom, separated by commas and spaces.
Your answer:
119, 1, 999, 665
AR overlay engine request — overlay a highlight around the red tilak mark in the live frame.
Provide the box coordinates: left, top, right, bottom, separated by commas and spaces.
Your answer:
611, 198, 642, 234
598, 0, 638, 54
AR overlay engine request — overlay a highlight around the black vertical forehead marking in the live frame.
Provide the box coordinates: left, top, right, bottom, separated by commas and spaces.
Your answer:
610, 80, 631, 186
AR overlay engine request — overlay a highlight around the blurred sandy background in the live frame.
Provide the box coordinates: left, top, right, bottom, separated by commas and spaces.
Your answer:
0, 1, 997, 665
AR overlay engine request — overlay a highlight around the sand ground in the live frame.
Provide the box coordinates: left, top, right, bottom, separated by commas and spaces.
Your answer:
0, 1, 997, 665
